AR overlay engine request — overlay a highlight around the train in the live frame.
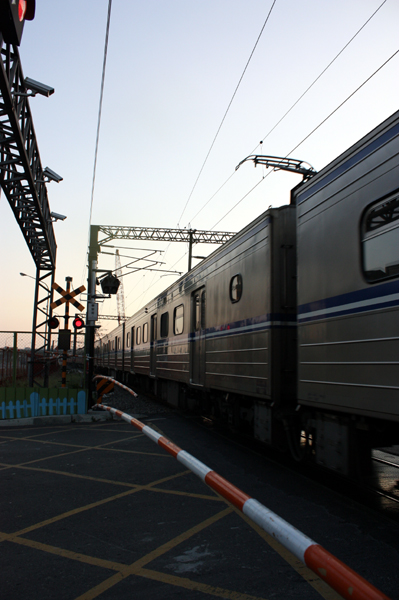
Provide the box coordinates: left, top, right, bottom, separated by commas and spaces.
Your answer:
94, 109, 399, 477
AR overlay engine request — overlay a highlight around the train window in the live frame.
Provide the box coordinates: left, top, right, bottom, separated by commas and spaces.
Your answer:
362, 192, 399, 282
126, 332, 130, 348
143, 322, 148, 343
117, 337, 121, 350
136, 326, 141, 345
174, 305, 184, 335
230, 274, 243, 303
195, 295, 201, 330
160, 312, 169, 337
194, 290, 205, 331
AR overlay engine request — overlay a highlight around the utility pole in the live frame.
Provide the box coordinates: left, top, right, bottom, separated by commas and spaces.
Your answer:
61, 277, 72, 388
86, 226, 100, 398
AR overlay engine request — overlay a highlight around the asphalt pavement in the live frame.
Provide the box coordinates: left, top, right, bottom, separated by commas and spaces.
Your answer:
0, 409, 398, 600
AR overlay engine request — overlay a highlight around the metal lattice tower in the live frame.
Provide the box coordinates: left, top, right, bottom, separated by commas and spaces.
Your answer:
0, 38, 58, 385
115, 249, 126, 325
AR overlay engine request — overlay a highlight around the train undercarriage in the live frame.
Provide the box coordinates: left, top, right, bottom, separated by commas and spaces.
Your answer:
97, 366, 397, 480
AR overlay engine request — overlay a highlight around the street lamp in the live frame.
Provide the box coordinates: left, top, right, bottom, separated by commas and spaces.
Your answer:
20, 271, 35, 280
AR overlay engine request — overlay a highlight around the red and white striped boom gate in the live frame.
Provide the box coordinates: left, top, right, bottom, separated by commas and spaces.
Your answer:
92, 376, 391, 600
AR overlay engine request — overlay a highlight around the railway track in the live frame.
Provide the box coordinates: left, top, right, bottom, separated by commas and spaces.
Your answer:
366, 449, 399, 513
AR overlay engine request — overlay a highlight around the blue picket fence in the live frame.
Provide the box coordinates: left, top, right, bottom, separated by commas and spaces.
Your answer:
0, 388, 87, 420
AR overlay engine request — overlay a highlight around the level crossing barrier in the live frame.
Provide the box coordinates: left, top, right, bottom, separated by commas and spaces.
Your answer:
93, 375, 391, 600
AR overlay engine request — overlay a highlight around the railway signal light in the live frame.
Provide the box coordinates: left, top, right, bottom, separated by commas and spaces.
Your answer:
0, 0, 36, 46
73, 316, 85, 329
48, 316, 59, 330
100, 274, 120, 295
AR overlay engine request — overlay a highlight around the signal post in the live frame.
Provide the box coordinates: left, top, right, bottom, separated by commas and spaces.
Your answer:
51, 277, 86, 388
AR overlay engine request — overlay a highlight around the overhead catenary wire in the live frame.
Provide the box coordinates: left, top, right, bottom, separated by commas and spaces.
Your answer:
185, 0, 389, 228
142, 1, 278, 309
133, 43, 399, 311
210, 47, 399, 230
177, 0, 277, 226
253, 0, 389, 153
103, 2, 394, 324
129, 2, 385, 315
135, 42, 399, 309
81, 0, 113, 283
287, 48, 399, 157
88, 0, 112, 229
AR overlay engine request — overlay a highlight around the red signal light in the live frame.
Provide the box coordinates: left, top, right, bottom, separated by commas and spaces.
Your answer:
73, 316, 85, 329
0, 0, 35, 45
48, 316, 59, 330
19, 1, 26, 21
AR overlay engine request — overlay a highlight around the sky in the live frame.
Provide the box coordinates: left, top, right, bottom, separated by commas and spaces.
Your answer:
1, 0, 398, 336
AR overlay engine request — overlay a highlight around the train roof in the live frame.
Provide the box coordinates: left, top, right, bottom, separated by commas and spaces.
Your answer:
291, 109, 399, 206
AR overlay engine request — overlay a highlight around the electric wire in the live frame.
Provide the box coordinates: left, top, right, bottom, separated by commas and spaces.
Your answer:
81, 0, 112, 282
124, 44, 398, 318
211, 47, 399, 230
185, 0, 389, 228
101, 2, 392, 322
177, 0, 277, 226
287, 48, 399, 157
141, 1, 278, 308
142, 41, 398, 311
254, 0, 388, 152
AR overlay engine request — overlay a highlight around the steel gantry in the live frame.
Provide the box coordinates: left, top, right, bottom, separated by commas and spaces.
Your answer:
0, 37, 57, 384
85, 224, 236, 393
96, 225, 236, 271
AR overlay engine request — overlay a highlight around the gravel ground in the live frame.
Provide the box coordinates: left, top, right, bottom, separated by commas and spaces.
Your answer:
96, 383, 173, 417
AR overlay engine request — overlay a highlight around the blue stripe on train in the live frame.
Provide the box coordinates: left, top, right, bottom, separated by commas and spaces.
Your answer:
298, 279, 399, 323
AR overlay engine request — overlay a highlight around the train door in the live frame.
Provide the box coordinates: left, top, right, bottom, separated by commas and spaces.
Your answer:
150, 314, 157, 376
191, 287, 206, 386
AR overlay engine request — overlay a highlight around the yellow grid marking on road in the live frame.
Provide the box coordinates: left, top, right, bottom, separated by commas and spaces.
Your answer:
0, 470, 193, 540
12, 447, 97, 466
0, 462, 222, 501
128, 567, 269, 600
0, 422, 342, 600
0, 434, 93, 449
0, 535, 127, 572
230, 506, 342, 600
0, 432, 144, 448
0, 435, 169, 468
0, 425, 72, 434
77, 567, 269, 600
74, 507, 267, 600
131, 507, 233, 570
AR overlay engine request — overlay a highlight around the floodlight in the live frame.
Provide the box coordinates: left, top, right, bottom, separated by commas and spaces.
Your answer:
24, 77, 54, 97
43, 167, 63, 183
50, 212, 67, 222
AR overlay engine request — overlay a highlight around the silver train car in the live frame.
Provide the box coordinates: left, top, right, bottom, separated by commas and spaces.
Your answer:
95, 110, 399, 476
